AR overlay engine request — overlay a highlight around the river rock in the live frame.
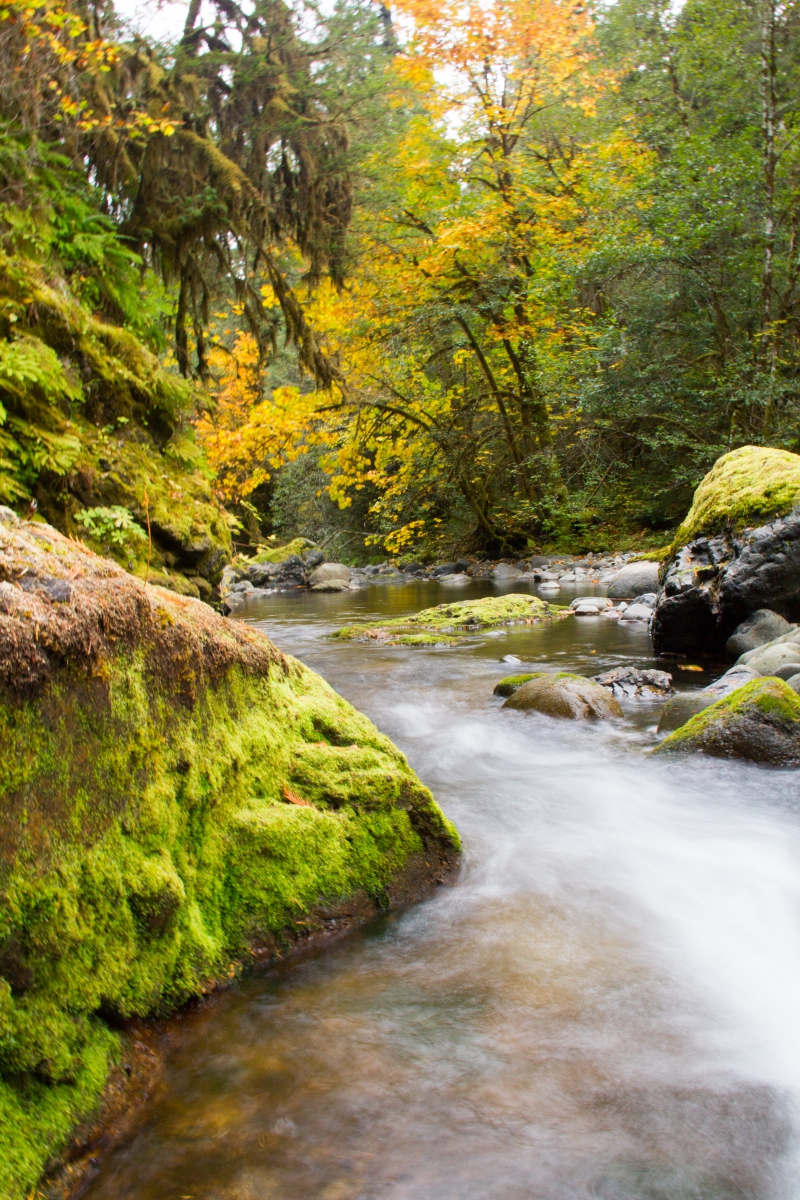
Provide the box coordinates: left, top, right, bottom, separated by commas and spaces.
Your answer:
503, 673, 623, 719
439, 573, 470, 586
606, 561, 660, 598
726, 609, 793, 657
432, 562, 458, 576
0, 519, 460, 1198
785, 673, 800, 693
653, 446, 800, 655
594, 667, 673, 697
656, 665, 761, 732
493, 563, 522, 579
619, 602, 654, 622
631, 592, 657, 609
527, 556, 551, 568
742, 641, 800, 676
573, 603, 603, 616
654, 677, 800, 764
310, 580, 351, 592
570, 596, 613, 609
308, 562, 351, 586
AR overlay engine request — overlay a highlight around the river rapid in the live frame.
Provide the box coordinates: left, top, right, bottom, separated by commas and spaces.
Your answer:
85, 579, 800, 1200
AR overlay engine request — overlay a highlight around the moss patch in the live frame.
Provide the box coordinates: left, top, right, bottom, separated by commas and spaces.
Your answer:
653, 677, 800, 762
332, 594, 568, 646
0, 521, 459, 1199
253, 537, 317, 565
493, 673, 540, 696
672, 446, 800, 551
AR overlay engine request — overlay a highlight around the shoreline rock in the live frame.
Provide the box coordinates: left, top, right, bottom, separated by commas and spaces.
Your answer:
0, 521, 459, 1200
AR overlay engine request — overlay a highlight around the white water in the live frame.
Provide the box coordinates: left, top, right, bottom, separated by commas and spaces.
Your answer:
86, 582, 800, 1200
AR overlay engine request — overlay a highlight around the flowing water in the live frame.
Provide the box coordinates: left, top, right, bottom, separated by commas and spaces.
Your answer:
85, 579, 800, 1200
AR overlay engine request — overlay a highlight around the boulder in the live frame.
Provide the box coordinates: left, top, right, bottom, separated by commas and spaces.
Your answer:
538, 570, 560, 581
431, 562, 458, 576
653, 678, 800, 764
606, 561, 660, 598
492, 563, 522, 579
631, 592, 657, 608
502, 673, 623, 719
653, 446, 800, 655
438, 573, 470, 586
785, 673, 800, 694
619, 602, 654, 622
726, 609, 793, 657
308, 562, 351, 586
310, 580, 351, 593
573, 603, 603, 616
656, 665, 761, 732
247, 561, 283, 586
527, 556, 551, 568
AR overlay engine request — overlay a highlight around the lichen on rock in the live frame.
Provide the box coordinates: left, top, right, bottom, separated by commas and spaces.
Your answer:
332, 594, 568, 647
0, 520, 459, 1200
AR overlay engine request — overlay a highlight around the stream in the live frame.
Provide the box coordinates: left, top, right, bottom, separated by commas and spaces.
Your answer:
85, 579, 800, 1200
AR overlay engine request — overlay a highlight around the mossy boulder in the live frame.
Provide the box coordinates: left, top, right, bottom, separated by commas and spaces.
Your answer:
493, 673, 540, 697
653, 677, 800, 763
0, 519, 459, 1199
332, 594, 568, 647
254, 537, 317, 564
502, 673, 623, 720
653, 447, 800, 656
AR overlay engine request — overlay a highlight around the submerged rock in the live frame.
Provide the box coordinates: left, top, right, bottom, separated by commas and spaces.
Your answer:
0, 521, 459, 1199
502, 673, 623, 719
653, 447, 800, 656
331, 594, 568, 646
653, 678, 800, 764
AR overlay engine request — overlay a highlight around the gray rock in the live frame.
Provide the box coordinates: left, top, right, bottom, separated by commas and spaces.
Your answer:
606, 561, 661, 598
656, 664, 760, 732
247, 561, 283, 586
538, 570, 560, 581
573, 604, 603, 616
310, 580, 351, 592
770, 661, 800, 680
439, 573, 470, 586
492, 563, 522, 580
557, 572, 577, 582
594, 667, 673, 697
725, 609, 793, 658
309, 562, 351, 586
503, 673, 623, 719
653, 512, 800, 656
401, 561, 426, 574
631, 592, 658, 609
619, 602, 654, 622
785, 673, 800, 694
431, 562, 457, 576
744, 642, 800, 676
527, 556, 551, 568
570, 595, 612, 610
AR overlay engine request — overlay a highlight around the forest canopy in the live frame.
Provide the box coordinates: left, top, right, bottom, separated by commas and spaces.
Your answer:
1, 0, 799, 561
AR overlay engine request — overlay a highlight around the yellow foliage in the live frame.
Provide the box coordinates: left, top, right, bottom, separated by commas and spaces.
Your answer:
195, 333, 333, 504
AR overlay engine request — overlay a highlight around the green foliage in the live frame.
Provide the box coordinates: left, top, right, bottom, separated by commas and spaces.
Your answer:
74, 505, 147, 549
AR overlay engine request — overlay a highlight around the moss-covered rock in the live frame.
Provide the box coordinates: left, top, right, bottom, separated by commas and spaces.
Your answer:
653, 677, 800, 763
671, 445, 800, 551
653, 447, 800, 656
502, 673, 623, 719
332, 594, 568, 647
254, 537, 317, 564
0, 519, 459, 1199
493, 673, 540, 697
0, 252, 234, 588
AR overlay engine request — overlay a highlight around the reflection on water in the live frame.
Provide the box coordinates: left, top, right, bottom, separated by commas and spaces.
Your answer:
85, 580, 800, 1200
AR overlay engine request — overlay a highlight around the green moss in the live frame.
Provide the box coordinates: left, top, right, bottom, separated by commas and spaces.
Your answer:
493, 673, 540, 696
0, 651, 457, 1197
653, 677, 800, 752
672, 445, 800, 551
254, 537, 317, 564
332, 594, 568, 646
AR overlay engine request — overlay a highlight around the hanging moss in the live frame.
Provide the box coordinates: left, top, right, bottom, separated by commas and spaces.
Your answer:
0, 518, 459, 1199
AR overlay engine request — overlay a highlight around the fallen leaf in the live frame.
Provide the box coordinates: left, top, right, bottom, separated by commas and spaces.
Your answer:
282, 784, 311, 807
